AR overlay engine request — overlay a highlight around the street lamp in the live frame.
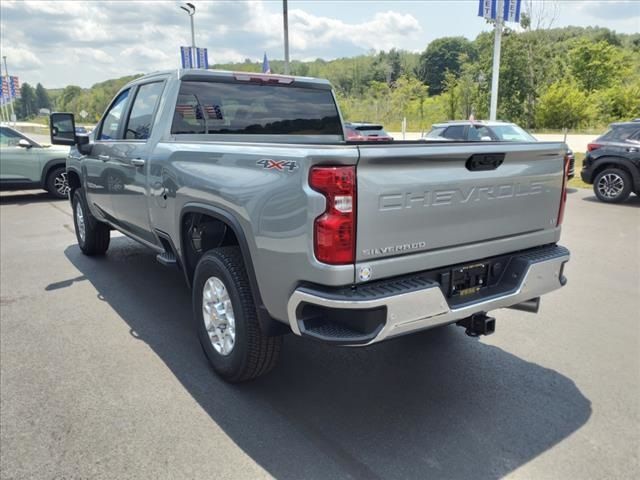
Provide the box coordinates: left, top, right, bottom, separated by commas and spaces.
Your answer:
180, 2, 196, 63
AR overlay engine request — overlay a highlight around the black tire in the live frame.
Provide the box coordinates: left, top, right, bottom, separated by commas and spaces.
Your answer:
72, 189, 110, 255
593, 168, 632, 203
193, 246, 282, 382
46, 166, 70, 199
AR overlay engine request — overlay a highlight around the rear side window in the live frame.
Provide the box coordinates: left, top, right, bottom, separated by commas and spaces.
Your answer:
601, 125, 640, 142
172, 81, 342, 135
99, 89, 130, 140
425, 127, 445, 138
125, 82, 164, 140
442, 125, 466, 140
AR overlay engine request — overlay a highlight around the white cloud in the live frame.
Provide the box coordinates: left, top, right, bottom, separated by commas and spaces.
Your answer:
1, 0, 636, 88
0, 45, 42, 70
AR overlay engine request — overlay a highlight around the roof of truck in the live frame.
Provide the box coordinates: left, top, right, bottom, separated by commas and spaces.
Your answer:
125, 69, 332, 90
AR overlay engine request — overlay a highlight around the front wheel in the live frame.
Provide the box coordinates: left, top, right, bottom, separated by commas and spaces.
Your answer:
193, 247, 282, 382
593, 168, 632, 203
72, 189, 110, 255
46, 166, 70, 199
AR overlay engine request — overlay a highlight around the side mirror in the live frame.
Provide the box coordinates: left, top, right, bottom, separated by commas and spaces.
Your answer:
50, 113, 77, 146
18, 139, 32, 149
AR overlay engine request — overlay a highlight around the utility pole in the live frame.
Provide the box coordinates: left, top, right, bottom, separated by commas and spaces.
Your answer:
180, 3, 196, 66
489, 0, 504, 121
3, 56, 16, 124
283, 0, 290, 74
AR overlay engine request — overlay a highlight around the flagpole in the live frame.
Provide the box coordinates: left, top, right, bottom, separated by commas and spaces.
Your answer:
489, 0, 503, 121
283, 0, 290, 74
3, 57, 16, 123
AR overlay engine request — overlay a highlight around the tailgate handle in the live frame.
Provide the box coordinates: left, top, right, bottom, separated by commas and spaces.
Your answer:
466, 153, 504, 171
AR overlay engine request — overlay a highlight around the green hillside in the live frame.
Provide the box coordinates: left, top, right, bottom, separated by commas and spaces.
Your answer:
13, 25, 640, 131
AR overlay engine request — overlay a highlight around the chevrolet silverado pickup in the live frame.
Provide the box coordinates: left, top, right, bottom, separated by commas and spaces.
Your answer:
49, 69, 570, 382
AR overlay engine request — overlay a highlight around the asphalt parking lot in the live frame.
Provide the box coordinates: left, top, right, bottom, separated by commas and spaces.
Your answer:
1, 188, 638, 479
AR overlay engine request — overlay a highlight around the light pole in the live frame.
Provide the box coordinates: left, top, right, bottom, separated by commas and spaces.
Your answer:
489, 0, 504, 121
180, 3, 196, 66
283, 0, 290, 74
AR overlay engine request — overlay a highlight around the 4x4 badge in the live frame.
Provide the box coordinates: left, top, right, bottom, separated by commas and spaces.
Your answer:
257, 159, 298, 172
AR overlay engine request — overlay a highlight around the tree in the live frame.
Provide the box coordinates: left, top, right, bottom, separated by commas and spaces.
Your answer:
35, 83, 51, 111
442, 71, 459, 120
416, 37, 476, 96
569, 39, 625, 92
593, 81, 640, 122
18, 83, 37, 118
535, 80, 593, 128
390, 75, 429, 129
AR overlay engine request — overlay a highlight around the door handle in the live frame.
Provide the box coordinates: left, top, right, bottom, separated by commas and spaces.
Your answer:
130, 158, 146, 167
98, 154, 110, 161
627, 147, 638, 153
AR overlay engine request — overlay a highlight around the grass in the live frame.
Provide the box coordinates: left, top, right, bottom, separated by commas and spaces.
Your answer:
568, 152, 590, 189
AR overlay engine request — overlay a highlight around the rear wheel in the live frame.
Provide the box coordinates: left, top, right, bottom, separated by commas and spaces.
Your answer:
593, 168, 631, 203
193, 246, 281, 382
46, 166, 70, 199
72, 189, 110, 255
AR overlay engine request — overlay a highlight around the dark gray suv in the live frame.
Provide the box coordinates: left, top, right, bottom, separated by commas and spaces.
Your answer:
581, 121, 640, 203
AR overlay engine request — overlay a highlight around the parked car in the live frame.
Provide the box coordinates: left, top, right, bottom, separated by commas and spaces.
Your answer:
344, 122, 393, 141
49, 70, 570, 382
581, 120, 640, 203
0, 124, 71, 198
424, 120, 575, 178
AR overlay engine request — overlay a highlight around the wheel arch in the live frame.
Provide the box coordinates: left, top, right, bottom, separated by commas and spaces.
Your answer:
66, 167, 82, 198
40, 158, 67, 187
591, 156, 640, 187
178, 203, 286, 336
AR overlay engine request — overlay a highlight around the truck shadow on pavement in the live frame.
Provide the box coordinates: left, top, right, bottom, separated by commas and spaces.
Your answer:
0, 191, 63, 206
58, 238, 592, 480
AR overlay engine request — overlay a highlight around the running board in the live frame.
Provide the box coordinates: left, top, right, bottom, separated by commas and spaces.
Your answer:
156, 251, 177, 267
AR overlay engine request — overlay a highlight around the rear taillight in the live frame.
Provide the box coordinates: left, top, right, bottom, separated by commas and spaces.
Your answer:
557, 154, 569, 226
587, 143, 602, 152
309, 166, 356, 265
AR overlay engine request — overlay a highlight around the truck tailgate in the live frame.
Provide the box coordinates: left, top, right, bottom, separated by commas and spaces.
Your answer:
356, 142, 566, 265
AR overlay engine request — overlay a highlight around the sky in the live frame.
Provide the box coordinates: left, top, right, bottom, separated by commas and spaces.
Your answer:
1, 0, 639, 89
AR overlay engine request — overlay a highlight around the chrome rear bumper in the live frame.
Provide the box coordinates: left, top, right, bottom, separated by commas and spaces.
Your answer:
287, 245, 569, 345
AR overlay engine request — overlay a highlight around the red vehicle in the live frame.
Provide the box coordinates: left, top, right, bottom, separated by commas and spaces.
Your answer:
344, 122, 393, 141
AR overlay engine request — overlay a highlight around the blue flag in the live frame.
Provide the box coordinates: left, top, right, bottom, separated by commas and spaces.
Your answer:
262, 52, 271, 74
478, 0, 497, 20
180, 46, 193, 69
196, 47, 209, 69
503, 0, 522, 23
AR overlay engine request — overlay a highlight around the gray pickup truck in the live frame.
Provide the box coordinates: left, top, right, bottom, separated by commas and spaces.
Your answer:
50, 69, 570, 382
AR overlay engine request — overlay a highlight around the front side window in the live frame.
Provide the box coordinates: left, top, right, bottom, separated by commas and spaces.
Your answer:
0, 127, 23, 146
99, 89, 130, 140
171, 81, 342, 135
468, 125, 494, 141
125, 82, 164, 140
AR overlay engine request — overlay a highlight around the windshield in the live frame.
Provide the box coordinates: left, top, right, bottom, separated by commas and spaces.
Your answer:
490, 124, 536, 142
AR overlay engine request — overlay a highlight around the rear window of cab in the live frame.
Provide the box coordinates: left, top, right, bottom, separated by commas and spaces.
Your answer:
172, 81, 343, 136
